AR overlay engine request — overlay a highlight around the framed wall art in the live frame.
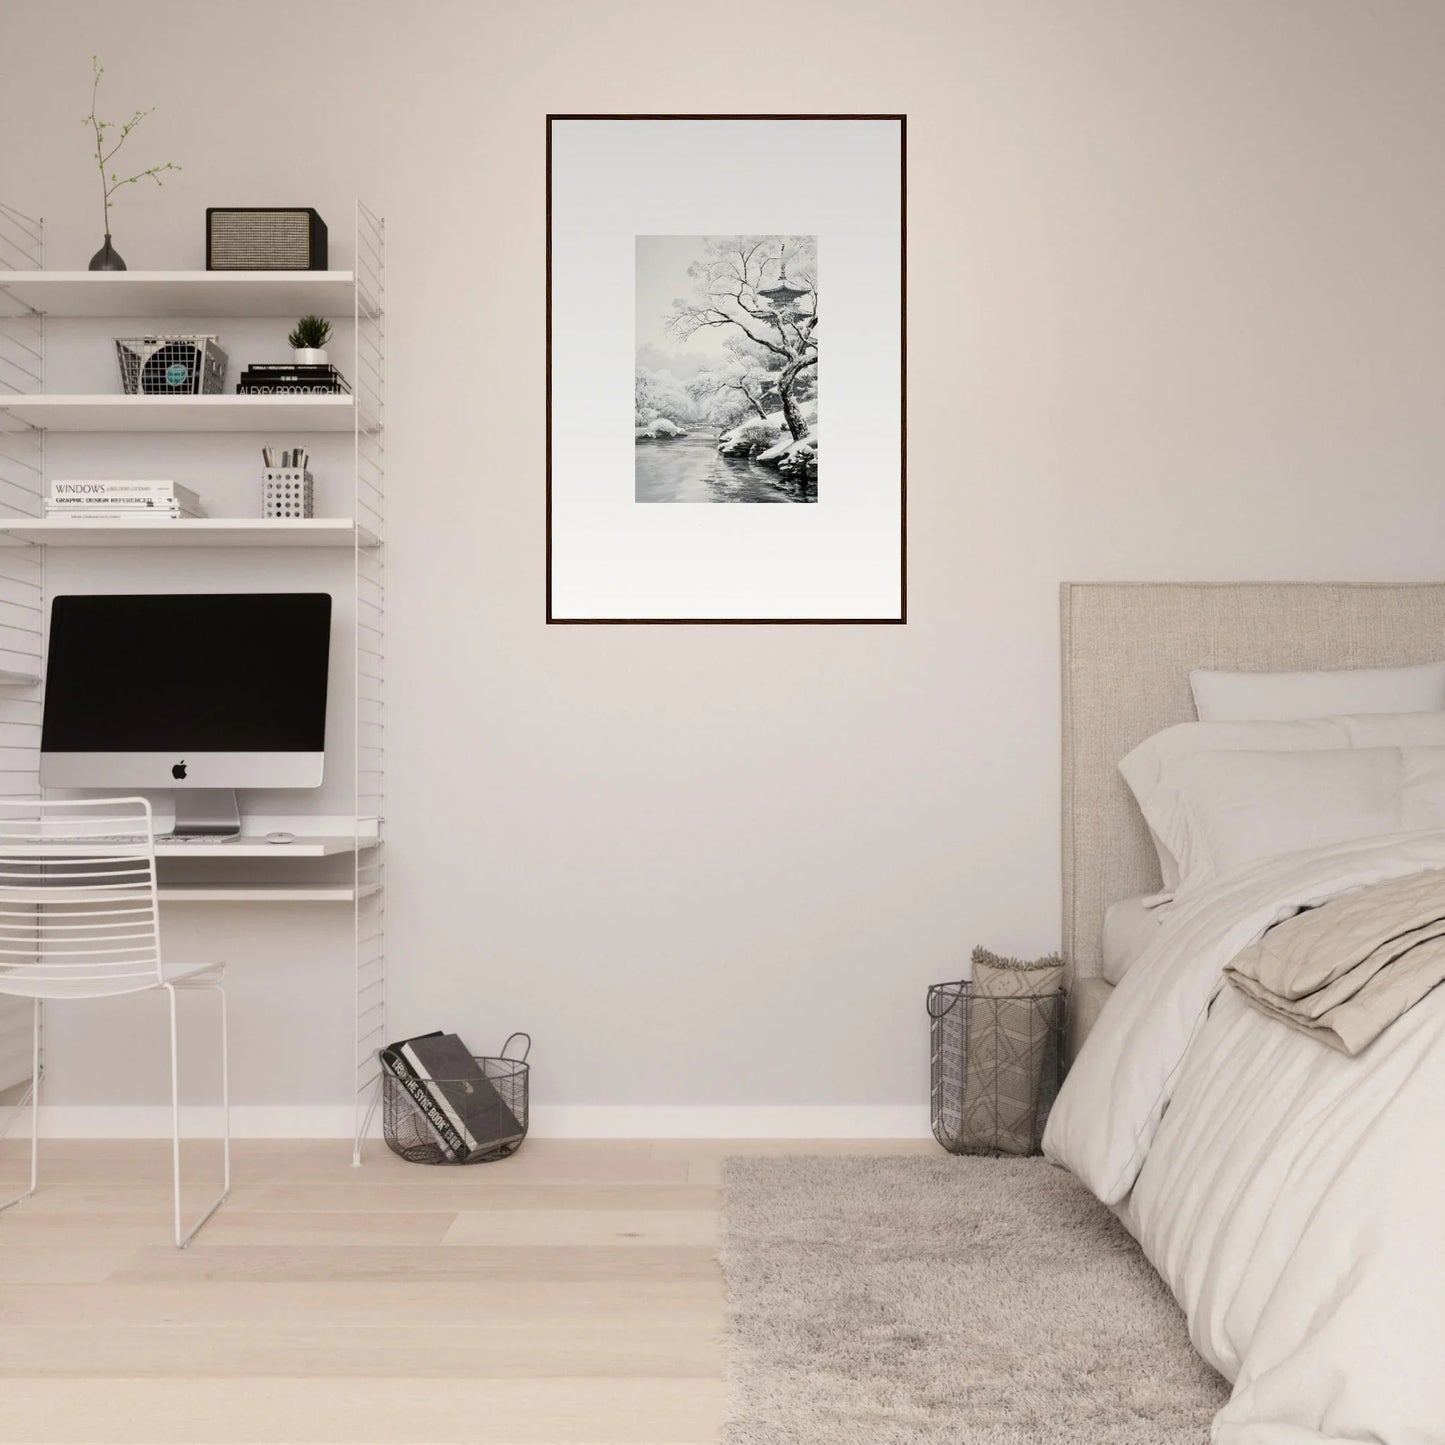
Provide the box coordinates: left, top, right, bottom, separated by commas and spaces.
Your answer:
547, 114, 906, 624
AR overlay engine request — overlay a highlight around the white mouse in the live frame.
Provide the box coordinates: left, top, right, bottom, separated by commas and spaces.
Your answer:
266, 831, 296, 845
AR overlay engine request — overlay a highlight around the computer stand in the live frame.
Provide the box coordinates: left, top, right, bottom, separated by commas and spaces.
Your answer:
170, 789, 242, 838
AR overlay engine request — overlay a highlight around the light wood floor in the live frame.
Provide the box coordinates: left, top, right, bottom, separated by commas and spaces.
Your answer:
0, 1137, 936, 1444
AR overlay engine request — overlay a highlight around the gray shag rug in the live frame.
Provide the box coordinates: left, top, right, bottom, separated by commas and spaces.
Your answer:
720, 1155, 1229, 1444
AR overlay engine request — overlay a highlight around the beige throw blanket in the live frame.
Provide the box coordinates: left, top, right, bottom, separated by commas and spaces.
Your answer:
1225, 866, 1445, 1054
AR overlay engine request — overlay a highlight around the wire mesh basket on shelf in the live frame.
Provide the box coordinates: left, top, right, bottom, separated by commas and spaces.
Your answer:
928, 981, 1064, 1157
114, 335, 228, 395
381, 1033, 530, 1165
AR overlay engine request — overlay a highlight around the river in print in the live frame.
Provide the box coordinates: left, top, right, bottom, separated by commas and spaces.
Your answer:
634, 430, 816, 503
635, 234, 818, 504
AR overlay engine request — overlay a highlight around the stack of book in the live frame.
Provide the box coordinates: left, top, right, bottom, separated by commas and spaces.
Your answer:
381, 1031, 526, 1163
236, 363, 351, 396
47, 480, 204, 520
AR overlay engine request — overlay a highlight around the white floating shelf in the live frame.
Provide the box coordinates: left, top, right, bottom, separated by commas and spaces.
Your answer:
157, 834, 361, 858
0, 517, 377, 549
0, 394, 358, 433
0, 270, 370, 319
158, 883, 379, 904
5, 835, 363, 861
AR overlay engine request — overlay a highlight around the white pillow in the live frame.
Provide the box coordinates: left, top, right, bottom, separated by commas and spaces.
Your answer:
1101, 895, 1167, 985
1190, 662, 1445, 722
1127, 746, 1445, 902
1120, 712, 1445, 896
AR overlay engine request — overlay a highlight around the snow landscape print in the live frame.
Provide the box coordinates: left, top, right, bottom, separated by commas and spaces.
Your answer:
635, 235, 818, 503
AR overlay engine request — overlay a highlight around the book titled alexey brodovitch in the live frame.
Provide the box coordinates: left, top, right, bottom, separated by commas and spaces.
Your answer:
380, 1031, 526, 1163
237, 363, 351, 396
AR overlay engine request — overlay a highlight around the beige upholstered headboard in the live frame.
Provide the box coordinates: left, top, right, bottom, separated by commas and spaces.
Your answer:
1061, 581, 1445, 985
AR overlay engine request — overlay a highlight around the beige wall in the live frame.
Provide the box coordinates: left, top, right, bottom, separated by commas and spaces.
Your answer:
4, 1, 1444, 1128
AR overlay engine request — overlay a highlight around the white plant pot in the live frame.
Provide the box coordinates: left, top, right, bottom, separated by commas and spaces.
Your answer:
293, 348, 328, 365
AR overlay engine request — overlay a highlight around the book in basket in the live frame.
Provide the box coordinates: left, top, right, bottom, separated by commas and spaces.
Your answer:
380, 1032, 460, 1160
382, 1031, 525, 1161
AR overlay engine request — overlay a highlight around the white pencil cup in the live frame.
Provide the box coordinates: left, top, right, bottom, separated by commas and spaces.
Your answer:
262, 469, 314, 519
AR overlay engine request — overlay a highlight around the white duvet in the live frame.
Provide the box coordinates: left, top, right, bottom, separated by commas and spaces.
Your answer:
1044, 832, 1445, 1445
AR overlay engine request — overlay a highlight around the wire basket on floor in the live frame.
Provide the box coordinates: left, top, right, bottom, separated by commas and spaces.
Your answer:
382, 1033, 530, 1165
928, 981, 1064, 1157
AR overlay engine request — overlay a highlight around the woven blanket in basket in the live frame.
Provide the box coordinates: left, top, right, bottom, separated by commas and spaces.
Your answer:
958, 948, 1064, 1155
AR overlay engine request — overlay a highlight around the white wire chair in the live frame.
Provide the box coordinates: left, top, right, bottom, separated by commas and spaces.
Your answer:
0, 797, 229, 1247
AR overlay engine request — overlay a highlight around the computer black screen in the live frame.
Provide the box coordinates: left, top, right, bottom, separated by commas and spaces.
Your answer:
42, 593, 332, 753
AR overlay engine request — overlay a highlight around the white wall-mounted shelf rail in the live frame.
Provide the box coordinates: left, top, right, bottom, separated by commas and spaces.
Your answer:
0, 198, 386, 1160
0, 200, 46, 1095
350, 201, 386, 1163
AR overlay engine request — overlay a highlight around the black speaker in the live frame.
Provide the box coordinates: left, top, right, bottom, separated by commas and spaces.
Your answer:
206, 208, 328, 270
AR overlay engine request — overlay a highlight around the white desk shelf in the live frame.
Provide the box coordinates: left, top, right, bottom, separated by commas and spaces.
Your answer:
156, 834, 363, 859
0, 394, 359, 433
0, 518, 378, 549
0, 198, 387, 1164
10, 834, 367, 860
0, 270, 370, 320
158, 882, 381, 904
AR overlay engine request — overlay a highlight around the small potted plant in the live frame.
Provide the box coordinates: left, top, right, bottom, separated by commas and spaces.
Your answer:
287, 315, 332, 366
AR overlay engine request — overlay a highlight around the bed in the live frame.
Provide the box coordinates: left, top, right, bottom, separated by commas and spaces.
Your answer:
1046, 581, 1445, 1445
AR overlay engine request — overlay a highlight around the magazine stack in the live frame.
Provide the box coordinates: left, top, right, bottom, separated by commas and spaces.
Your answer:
47, 480, 204, 519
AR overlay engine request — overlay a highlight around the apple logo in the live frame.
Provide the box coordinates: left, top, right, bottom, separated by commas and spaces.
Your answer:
172, 761, 187, 780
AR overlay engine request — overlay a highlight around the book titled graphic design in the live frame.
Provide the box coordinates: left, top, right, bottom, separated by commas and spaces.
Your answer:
49, 480, 203, 517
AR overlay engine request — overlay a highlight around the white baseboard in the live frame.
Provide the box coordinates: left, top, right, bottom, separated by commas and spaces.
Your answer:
22, 1103, 933, 1140
31, 1105, 365, 1139
532, 1105, 933, 1139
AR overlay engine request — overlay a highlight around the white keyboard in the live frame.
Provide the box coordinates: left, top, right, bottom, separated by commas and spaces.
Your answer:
61, 833, 233, 845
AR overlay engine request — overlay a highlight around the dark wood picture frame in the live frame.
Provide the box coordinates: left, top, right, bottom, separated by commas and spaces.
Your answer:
546, 114, 907, 625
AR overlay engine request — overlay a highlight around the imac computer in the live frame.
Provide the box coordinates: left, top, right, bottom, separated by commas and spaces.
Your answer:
40, 593, 332, 836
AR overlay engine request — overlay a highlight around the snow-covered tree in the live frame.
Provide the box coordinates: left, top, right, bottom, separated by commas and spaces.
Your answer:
667, 236, 817, 443
634, 367, 696, 427
634, 370, 659, 427
688, 342, 779, 428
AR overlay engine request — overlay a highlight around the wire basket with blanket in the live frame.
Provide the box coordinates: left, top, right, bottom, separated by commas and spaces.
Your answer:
928, 948, 1065, 1156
